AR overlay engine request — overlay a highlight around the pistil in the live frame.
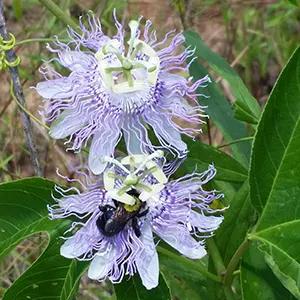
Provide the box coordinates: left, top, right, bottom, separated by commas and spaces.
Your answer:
95, 19, 160, 93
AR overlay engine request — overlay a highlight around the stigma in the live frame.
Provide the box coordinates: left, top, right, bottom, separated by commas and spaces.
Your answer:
101, 151, 166, 206
95, 20, 160, 94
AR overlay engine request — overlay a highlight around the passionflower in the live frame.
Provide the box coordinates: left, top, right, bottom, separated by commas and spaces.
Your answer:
49, 151, 224, 289
36, 11, 210, 174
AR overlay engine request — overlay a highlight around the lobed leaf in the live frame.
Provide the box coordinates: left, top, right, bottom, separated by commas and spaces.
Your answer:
0, 178, 59, 260
249, 46, 300, 297
0, 178, 87, 299
3, 227, 88, 300
241, 243, 297, 300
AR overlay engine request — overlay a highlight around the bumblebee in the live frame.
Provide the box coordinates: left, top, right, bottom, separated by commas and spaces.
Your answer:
96, 189, 148, 237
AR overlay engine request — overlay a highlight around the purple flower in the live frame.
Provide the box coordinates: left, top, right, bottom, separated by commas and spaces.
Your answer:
49, 151, 224, 289
36, 12, 210, 174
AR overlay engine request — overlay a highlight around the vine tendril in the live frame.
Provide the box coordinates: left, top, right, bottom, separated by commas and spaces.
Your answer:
0, 33, 21, 70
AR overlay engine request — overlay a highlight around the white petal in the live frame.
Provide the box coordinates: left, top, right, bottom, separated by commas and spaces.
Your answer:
103, 170, 115, 191
49, 110, 87, 139
190, 211, 223, 232
132, 39, 157, 57
89, 128, 121, 175
136, 221, 159, 290
123, 127, 143, 155
36, 79, 74, 99
157, 228, 206, 259
88, 247, 116, 280
150, 115, 187, 152
60, 236, 90, 259
60, 217, 101, 259
60, 51, 91, 72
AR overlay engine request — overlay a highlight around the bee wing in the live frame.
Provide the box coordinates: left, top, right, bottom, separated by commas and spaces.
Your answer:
113, 205, 139, 224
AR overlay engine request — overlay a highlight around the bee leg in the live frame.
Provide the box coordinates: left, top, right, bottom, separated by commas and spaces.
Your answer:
132, 217, 141, 237
137, 208, 149, 218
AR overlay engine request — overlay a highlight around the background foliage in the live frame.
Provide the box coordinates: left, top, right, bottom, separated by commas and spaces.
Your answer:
0, 0, 300, 299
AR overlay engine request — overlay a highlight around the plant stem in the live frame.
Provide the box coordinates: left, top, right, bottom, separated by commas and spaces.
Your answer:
157, 246, 222, 283
223, 287, 236, 300
206, 238, 226, 274
223, 239, 250, 286
206, 238, 236, 300
217, 136, 254, 149
10, 81, 50, 130
37, 0, 79, 32
0, 2, 43, 177
16, 38, 70, 45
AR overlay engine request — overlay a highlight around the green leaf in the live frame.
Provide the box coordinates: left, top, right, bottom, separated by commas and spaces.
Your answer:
184, 30, 261, 123
114, 274, 171, 300
232, 101, 259, 124
172, 0, 185, 14
3, 227, 88, 300
183, 137, 248, 183
241, 267, 276, 300
188, 59, 251, 167
215, 180, 254, 265
12, 0, 23, 20
249, 46, 300, 297
160, 253, 208, 300
264, 251, 300, 299
241, 243, 297, 300
0, 178, 87, 299
213, 180, 237, 206
0, 154, 14, 169
286, 0, 299, 7
0, 178, 58, 260
250, 45, 300, 224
